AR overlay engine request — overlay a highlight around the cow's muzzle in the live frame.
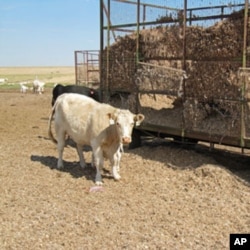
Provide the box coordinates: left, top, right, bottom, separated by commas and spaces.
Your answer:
122, 137, 131, 144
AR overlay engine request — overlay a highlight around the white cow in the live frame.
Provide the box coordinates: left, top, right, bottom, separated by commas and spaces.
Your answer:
0, 78, 8, 84
33, 79, 45, 94
48, 93, 145, 185
20, 84, 29, 93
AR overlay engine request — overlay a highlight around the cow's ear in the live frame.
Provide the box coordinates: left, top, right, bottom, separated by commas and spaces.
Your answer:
107, 113, 116, 125
134, 114, 145, 126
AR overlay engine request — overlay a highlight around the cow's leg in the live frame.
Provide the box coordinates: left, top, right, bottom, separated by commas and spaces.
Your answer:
91, 153, 95, 168
56, 126, 66, 169
110, 149, 122, 180
116, 144, 123, 173
76, 144, 86, 168
93, 147, 104, 185
57, 139, 65, 169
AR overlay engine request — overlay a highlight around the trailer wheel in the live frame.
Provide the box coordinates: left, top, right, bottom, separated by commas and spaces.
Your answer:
129, 129, 142, 149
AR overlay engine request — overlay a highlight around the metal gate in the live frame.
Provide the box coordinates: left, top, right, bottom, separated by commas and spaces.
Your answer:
74, 50, 100, 87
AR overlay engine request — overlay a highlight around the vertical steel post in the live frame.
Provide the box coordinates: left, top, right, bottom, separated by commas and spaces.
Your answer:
143, 4, 146, 29
181, 0, 187, 140
107, 0, 111, 95
100, 0, 104, 101
135, 0, 141, 113
74, 51, 78, 85
182, 0, 187, 72
86, 51, 89, 85
243, 0, 249, 68
240, 0, 249, 150
136, 0, 140, 63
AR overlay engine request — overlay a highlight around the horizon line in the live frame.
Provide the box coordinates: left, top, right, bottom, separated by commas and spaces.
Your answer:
0, 65, 75, 68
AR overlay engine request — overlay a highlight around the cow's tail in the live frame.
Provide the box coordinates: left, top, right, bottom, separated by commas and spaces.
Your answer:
48, 103, 58, 145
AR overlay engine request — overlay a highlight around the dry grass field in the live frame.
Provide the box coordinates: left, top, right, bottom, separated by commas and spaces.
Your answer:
0, 81, 249, 249
0, 67, 75, 89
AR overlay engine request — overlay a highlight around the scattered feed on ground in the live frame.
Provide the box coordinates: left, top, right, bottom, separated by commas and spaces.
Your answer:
0, 90, 249, 249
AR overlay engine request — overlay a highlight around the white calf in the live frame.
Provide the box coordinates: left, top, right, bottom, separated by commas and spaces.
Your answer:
33, 79, 45, 94
0, 78, 8, 84
48, 93, 144, 185
20, 84, 29, 93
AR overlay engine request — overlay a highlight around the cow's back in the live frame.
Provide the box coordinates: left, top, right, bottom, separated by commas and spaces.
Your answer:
63, 85, 100, 102
52, 84, 64, 105
52, 84, 100, 106
54, 93, 115, 145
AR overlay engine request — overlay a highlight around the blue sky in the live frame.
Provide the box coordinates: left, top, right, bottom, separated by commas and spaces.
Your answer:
0, 0, 100, 66
0, 0, 244, 66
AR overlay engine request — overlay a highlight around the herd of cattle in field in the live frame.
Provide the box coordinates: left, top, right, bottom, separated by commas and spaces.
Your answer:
18, 79, 46, 94
2, 77, 145, 184
1, 77, 145, 185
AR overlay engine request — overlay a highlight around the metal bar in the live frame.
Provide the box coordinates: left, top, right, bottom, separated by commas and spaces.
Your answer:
142, 56, 241, 61
103, 14, 236, 30
87, 70, 100, 72
114, 0, 244, 12
186, 3, 244, 12
143, 4, 146, 29
74, 51, 78, 84
75, 50, 100, 53
137, 122, 250, 149
138, 62, 186, 74
240, 0, 249, 148
136, 0, 140, 63
182, 0, 187, 72
113, 0, 180, 11
242, 0, 249, 68
103, 1, 117, 42
86, 51, 89, 83
108, 28, 135, 32
107, 0, 111, 94
100, 0, 104, 100
182, 0, 187, 138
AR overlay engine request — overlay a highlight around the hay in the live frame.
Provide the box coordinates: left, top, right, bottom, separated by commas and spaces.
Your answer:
103, 9, 249, 136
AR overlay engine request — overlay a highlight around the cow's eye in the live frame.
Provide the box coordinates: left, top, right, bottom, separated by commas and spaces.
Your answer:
116, 122, 120, 126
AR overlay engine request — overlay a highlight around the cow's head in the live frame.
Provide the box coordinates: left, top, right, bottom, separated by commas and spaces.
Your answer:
108, 110, 145, 144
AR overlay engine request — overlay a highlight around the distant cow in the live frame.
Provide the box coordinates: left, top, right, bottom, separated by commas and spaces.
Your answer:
51, 84, 100, 106
33, 79, 45, 94
0, 78, 8, 84
48, 93, 144, 185
20, 84, 29, 93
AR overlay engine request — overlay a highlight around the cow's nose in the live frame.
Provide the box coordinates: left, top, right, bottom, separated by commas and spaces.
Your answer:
122, 137, 131, 144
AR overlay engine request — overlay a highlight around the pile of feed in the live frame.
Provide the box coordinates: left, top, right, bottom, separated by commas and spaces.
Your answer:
102, 9, 250, 137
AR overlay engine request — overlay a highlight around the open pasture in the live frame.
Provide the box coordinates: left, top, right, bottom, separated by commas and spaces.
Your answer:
0, 67, 75, 90
0, 87, 249, 249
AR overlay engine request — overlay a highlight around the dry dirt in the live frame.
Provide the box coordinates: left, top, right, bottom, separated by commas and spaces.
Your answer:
0, 90, 249, 250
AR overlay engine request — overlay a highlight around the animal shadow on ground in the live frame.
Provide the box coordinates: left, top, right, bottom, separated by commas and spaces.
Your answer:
197, 145, 250, 185
34, 136, 113, 182
130, 137, 250, 185
30, 155, 96, 181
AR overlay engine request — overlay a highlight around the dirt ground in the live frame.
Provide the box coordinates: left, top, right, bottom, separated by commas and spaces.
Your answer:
0, 90, 249, 250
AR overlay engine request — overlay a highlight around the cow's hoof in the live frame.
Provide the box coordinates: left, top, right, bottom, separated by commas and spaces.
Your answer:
95, 181, 103, 186
114, 175, 121, 181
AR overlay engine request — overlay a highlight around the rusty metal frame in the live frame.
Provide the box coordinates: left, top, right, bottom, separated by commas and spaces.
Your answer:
99, 0, 250, 150
74, 50, 100, 86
